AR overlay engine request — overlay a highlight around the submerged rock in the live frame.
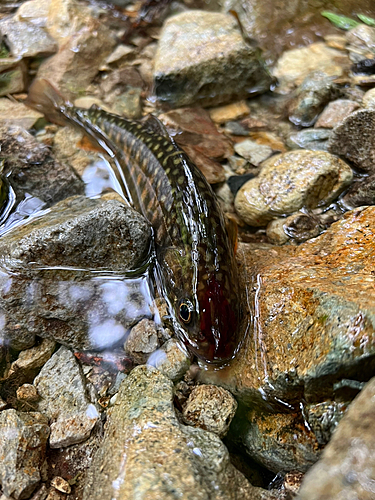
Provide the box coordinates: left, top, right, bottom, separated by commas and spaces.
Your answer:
34, 346, 99, 448
287, 128, 332, 151
341, 173, 375, 209
234, 150, 352, 226
0, 100, 42, 129
0, 18, 57, 58
328, 109, 375, 173
0, 409, 50, 499
273, 43, 348, 93
266, 212, 322, 245
0, 62, 27, 97
201, 206, 375, 471
234, 139, 273, 166
298, 377, 375, 499
0, 196, 153, 350
154, 10, 272, 107
83, 365, 277, 500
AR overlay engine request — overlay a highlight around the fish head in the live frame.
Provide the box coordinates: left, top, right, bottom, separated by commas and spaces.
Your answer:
172, 271, 240, 364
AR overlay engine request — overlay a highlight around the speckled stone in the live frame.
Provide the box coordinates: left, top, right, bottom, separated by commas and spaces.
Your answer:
234, 139, 273, 166
182, 384, 238, 437
0, 410, 50, 499
328, 109, 375, 173
9, 339, 56, 377
234, 150, 352, 226
148, 338, 191, 382
83, 365, 277, 500
34, 346, 99, 448
298, 377, 375, 499
124, 319, 160, 365
154, 10, 272, 107
0, 18, 57, 58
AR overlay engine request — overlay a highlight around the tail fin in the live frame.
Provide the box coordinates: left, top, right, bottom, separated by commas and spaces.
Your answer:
25, 79, 71, 126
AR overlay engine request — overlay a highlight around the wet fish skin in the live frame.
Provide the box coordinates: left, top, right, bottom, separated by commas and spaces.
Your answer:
26, 79, 242, 363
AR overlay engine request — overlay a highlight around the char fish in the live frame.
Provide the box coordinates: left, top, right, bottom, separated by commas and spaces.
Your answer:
26, 79, 242, 363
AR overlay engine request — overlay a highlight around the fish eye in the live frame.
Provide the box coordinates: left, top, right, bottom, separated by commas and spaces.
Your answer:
178, 299, 194, 324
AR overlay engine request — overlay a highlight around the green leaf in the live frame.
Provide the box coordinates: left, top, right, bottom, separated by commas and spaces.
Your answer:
357, 14, 375, 26
321, 11, 361, 30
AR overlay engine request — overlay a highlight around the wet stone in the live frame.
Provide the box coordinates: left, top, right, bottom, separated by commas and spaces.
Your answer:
298, 377, 375, 499
147, 338, 191, 382
0, 62, 27, 97
266, 212, 322, 245
288, 73, 336, 127
234, 150, 352, 226
273, 43, 349, 93
15, 0, 50, 27
83, 365, 277, 500
182, 384, 238, 438
362, 87, 375, 109
34, 346, 99, 448
346, 24, 375, 52
9, 339, 56, 377
0, 18, 57, 58
50, 477, 71, 494
154, 10, 272, 107
328, 109, 375, 173
234, 139, 273, 166
0, 125, 84, 207
208, 101, 250, 125
0, 409, 49, 499
287, 128, 332, 151
124, 318, 160, 365
340, 173, 375, 209
315, 99, 360, 128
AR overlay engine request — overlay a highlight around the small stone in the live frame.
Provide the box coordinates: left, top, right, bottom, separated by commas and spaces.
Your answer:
16, 384, 39, 401
0, 18, 57, 58
0, 397, 7, 410
223, 121, 250, 136
105, 44, 134, 64
0, 99, 42, 129
74, 96, 112, 112
209, 101, 250, 124
328, 109, 375, 173
0, 62, 27, 97
273, 43, 348, 93
288, 72, 336, 127
29, 484, 48, 500
228, 155, 250, 174
0, 410, 50, 500
148, 338, 191, 381
234, 139, 273, 166
346, 24, 375, 51
110, 89, 143, 120
283, 471, 304, 497
215, 182, 235, 213
9, 339, 56, 376
324, 34, 347, 51
182, 384, 238, 438
340, 173, 375, 209
315, 99, 360, 128
15, 0, 50, 27
45, 489, 65, 500
34, 347, 99, 448
362, 87, 375, 109
267, 212, 322, 245
50, 476, 71, 494
154, 10, 272, 107
287, 128, 332, 151
124, 319, 160, 364
180, 144, 226, 183
234, 150, 353, 226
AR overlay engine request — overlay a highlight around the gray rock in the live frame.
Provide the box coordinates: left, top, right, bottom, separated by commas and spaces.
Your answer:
0, 18, 57, 58
234, 139, 273, 166
0, 409, 50, 499
234, 150, 353, 226
315, 99, 360, 128
288, 72, 337, 127
148, 338, 191, 381
328, 109, 375, 173
124, 318, 160, 364
305, 401, 348, 446
287, 128, 332, 151
0, 125, 84, 206
154, 10, 272, 108
346, 23, 375, 51
83, 365, 277, 500
298, 377, 375, 500
182, 384, 238, 438
34, 346, 99, 448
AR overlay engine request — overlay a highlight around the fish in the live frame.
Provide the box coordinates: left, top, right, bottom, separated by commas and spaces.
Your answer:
25, 78, 242, 363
